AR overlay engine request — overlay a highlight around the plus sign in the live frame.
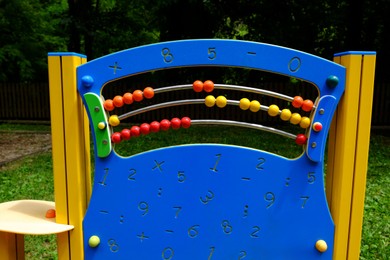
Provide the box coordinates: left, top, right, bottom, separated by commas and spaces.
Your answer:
137, 232, 149, 242
152, 160, 165, 172
109, 62, 122, 74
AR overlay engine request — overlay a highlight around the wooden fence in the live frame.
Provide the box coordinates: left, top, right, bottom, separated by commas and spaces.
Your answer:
0, 82, 389, 126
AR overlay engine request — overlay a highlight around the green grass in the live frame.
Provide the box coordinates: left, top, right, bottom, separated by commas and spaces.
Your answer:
0, 124, 389, 259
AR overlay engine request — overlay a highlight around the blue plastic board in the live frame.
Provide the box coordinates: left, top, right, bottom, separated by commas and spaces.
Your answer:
77, 40, 346, 259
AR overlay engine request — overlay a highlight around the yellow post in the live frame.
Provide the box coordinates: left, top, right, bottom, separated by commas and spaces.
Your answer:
326, 51, 376, 260
0, 232, 24, 260
48, 53, 91, 260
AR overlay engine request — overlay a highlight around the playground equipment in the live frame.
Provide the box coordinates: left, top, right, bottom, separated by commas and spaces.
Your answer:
0, 40, 375, 259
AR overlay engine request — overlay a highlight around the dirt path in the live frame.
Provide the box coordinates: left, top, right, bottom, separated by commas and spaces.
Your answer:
0, 131, 52, 166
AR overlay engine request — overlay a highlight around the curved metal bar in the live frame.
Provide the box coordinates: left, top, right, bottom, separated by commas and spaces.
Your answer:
191, 119, 296, 140
118, 99, 204, 120
118, 99, 276, 120
153, 84, 295, 102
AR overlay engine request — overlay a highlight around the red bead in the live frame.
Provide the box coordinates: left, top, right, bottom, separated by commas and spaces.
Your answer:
130, 126, 140, 137
171, 118, 181, 129
181, 117, 191, 128
140, 123, 151, 135
150, 121, 160, 132
313, 122, 323, 132
295, 134, 307, 145
111, 132, 122, 143
121, 128, 131, 140
160, 119, 171, 131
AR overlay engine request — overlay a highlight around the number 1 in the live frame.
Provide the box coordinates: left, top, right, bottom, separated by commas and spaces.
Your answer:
210, 154, 222, 172
99, 168, 109, 186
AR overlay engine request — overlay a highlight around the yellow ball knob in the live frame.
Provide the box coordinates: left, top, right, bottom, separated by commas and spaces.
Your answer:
88, 235, 100, 248
299, 116, 311, 128
216, 96, 227, 108
280, 109, 292, 121
239, 98, 250, 110
290, 113, 302, 125
97, 122, 106, 130
268, 104, 279, 117
315, 240, 328, 253
205, 95, 216, 107
249, 100, 261, 112
109, 115, 120, 126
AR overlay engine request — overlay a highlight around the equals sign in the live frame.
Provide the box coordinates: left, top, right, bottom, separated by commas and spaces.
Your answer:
247, 52, 256, 56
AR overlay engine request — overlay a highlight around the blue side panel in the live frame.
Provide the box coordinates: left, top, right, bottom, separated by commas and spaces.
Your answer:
83, 145, 333, 260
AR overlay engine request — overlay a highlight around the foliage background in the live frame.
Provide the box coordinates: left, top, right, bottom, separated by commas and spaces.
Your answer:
0, 0, 388, 83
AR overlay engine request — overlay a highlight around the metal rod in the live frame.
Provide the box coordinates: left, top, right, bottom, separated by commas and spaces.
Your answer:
191, 120, 297, 139
153, 84, 295, 102
118, 99, 280, 120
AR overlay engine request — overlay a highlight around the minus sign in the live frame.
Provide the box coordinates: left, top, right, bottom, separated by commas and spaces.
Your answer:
241, 177, 251, 181
165, 230, 174, 233
247, 52, 256, 55
100, 210, 109, 214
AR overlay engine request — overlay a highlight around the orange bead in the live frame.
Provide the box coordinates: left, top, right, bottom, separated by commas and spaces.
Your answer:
103, 99, 115, 111
193, 80, 203, 92
113, 95, 124, 107
302, 99, 314, 112
45, 209, 56, 218
292, 96, 303, 108
203, 80, 214, 92
133, 90, 143, 102
143, 87, 154, 99
123, 92, 133, 104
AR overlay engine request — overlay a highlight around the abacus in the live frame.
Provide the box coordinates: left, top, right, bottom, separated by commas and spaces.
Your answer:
76, 40, 346, 259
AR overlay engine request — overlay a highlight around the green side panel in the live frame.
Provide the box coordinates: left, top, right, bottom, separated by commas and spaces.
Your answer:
84, 93, 112, 158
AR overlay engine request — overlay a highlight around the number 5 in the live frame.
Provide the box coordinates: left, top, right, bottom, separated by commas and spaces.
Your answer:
208, 48, 216, 60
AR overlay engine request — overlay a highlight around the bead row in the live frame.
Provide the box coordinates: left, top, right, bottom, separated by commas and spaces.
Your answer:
103, 87, 155, 111
111, 117, 191, 144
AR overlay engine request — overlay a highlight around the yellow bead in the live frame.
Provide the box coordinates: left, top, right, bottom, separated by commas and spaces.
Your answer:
216, 96, 227, 108
268, 104, 279, 116
280, 109, 292, 121
97, 122, 106, 130
299, 116, 311, 128
239, 98, 250, 110
205, 95, 216, 107
109, 115, 120, 126
249, 100, 261, 112
315, 240, 328, 253
290, 113, 302, 125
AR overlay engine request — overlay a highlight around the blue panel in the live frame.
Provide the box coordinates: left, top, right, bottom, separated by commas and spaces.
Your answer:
83, 145, 334, 259
77, 40, 345, 259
